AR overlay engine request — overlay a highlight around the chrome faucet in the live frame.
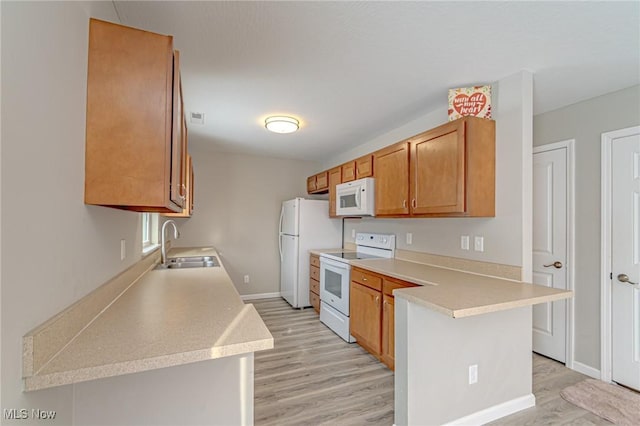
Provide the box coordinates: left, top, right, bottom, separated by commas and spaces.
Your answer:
161, 220, 180, 264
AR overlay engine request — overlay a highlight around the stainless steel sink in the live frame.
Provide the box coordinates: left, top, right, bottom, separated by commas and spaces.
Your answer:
167, 256, 216, 263
154, 255, 220, 270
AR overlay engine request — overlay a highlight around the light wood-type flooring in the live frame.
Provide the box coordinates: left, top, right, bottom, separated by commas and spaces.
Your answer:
250, 297, 609, 425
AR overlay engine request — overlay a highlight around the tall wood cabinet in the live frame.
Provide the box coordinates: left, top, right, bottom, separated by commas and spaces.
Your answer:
84, 19, 187, 213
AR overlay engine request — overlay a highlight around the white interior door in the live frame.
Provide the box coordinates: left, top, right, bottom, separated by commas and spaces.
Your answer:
611, 131, 640, 391
532, 146, 568, 362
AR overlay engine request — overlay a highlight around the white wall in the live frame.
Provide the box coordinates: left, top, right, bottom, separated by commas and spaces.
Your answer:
169, 148, 319, 296
533, 84, 640, 371
0, 2, 151, 423
322, 72, 533, 271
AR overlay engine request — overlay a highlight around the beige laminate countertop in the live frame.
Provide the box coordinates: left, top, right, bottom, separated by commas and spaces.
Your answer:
23, 247, 273, 391
349, 258, 572, 318
309, 248, 354, 256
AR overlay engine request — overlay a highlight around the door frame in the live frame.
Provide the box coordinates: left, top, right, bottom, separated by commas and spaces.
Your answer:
600, 125, 640, 383
533, 139, 576, 369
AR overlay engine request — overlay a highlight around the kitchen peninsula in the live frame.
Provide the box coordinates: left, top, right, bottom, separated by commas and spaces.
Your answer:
349, 257, 572, 425
22, 247, 273, 425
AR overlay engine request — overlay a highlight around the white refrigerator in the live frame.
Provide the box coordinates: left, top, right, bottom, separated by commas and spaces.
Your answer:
279, 198, 342, 308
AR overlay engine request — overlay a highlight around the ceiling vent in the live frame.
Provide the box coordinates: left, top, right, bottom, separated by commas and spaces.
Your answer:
190, 112, 205, 125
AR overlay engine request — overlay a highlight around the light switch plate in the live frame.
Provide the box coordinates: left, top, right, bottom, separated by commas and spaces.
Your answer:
351, 229, 356, 238
469, 364, 478, 384
120, 239, 126, 260
461, 235, 470, 250
406, 233, 413, 245
474, 236, 484, 252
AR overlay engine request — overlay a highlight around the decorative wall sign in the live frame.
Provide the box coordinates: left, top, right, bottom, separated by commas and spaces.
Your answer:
448, 86, 492, 121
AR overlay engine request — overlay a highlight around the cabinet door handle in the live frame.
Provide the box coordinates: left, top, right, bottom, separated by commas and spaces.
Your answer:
180, 184, 187, 201
402, 199, 407, 208
362, 276, 367, 281
411, 198, 417, 208
375, 295, 380, 307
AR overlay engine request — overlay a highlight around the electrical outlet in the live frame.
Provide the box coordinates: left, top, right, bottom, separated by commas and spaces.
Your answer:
469, 364, 478, 384
474, 236, 484, 252
406, 233, 413, 245
351, 229, 356, 238
461, 235, 470, 250
120, 239, 126, 260
244, 275, 250, 284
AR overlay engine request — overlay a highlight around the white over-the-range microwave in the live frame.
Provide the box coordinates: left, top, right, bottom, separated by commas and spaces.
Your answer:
336, 177, 375, 216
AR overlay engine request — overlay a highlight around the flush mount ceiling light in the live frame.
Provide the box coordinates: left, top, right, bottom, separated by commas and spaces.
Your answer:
265, 116, 299, 134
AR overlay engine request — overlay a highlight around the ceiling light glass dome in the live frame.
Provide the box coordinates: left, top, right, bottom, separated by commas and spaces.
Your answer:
265, 116, 299, 134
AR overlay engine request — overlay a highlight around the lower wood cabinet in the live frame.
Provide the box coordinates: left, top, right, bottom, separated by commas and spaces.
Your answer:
349, 267, 418, 370
381, 294, 395, 369
350, 281, 382, 355
309, 254, 320, 313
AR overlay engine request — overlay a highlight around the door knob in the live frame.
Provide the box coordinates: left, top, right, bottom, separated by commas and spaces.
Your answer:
617, 274, 638, 285
543, 261, 563, 269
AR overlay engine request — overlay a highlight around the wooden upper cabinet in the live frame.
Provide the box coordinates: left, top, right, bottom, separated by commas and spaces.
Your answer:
307, 171, 329, 194
410, 117, 495, 217
164, 154, 194, 218
84, 19, 183, 213
307, 176, 317, 193
341, 161, 356, 182
315, 171, 329, 191
410, 127, 464, 214
374, 142, 410, 216
328, 167, 342, 217
355, 155, 373, 179
170, 52, 186, 209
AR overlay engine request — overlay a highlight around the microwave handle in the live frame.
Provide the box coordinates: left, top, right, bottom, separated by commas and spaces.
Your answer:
356, 187, 361, 207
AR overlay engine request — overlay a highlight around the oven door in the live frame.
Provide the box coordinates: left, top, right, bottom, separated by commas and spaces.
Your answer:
320, 257, 351, 316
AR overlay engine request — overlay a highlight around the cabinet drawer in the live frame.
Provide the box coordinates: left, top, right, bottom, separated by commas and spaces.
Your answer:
351, 268, 382, 291
383, 278, 419, 296
310, 278, 320, 295
310, 255, 320, 267
310, 265, 320, 281
310, 291, 320, 313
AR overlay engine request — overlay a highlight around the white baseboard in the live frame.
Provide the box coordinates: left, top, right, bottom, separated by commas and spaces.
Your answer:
572, 361, 601, 379
240, 292, 281, 301
444, 394, 536, 426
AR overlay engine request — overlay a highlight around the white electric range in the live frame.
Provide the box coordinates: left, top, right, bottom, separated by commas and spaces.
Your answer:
319, 233, 396, 342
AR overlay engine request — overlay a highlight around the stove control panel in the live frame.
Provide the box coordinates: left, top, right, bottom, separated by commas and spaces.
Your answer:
355, 233, 396, 250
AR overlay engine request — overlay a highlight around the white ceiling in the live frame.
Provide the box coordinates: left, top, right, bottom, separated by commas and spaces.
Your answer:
113, 1, 640, 162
